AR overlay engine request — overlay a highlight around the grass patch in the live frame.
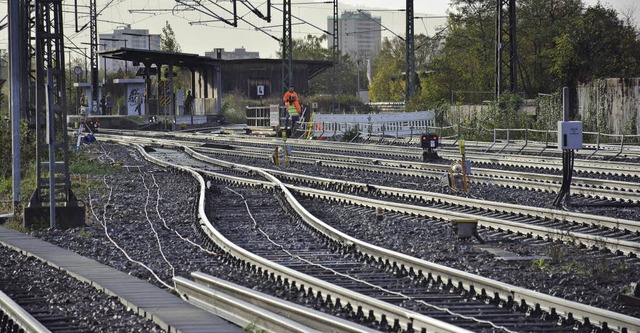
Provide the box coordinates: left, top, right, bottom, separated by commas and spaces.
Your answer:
0, 146, 117, 231
69, 149, 122, 175
78, 229, 93, 238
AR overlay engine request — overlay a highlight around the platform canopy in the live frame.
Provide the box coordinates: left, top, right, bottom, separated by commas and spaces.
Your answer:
99, 48, 221, 68
99, 48, 222, 117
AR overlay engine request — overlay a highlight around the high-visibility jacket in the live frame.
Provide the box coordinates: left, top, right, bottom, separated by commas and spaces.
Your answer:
283, 91, 301, 116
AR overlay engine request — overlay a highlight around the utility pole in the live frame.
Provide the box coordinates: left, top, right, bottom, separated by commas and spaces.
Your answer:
89, 0, 99, 112
495, 0, 517, 100
331, 0, 339, 112
24, 0, 36, 125
405, 0, 415, 105
281, 0, 292, 92
25, 0, 84, 229
9, 0, 23, 207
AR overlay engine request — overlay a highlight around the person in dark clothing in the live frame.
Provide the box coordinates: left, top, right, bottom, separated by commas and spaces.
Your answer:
100, 96, 106, 115
105, 94, 113, 115
184, 90, 194, 115
134, 93, 143, 115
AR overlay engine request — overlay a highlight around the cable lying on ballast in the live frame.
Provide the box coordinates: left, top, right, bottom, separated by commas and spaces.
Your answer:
225, 186, 517, 333
140, 173, 176, 280
150, 173, 219, 256
89, 175, 174, 291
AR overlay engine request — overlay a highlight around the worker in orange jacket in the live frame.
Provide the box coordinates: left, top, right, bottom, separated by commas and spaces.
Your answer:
283, 85, 301, 116
283, 85, 302, 133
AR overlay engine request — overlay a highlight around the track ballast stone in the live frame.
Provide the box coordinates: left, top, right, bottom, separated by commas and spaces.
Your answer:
27, 143, 640, 329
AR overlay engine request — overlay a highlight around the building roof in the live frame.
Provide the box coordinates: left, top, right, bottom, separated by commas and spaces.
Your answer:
99, 48, 220, 68
222, 58, 333, 80
100, 48, 333, 79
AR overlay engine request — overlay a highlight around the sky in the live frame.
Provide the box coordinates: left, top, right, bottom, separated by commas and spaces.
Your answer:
0, 0, 638, 60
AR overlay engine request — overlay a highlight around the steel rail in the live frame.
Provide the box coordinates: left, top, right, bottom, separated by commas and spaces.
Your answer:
114, 138, 640, 332
262, 169, 640, 234
185, 148, 640, 232
437, 140, 640, 157
0, 289, 51, 333
187, 145, 640, 255
192, 144, 640, 202
175, 276, 338, 333
176, 144, 640, 333
288, 183, 640, 254
111, 139, 471, 333
95, 130, 640, 176
206, 135, 640, 176
100, 135, 640, 233
178, 273, 378, 333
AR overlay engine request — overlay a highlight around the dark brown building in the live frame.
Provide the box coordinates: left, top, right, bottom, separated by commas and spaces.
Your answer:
220, 59, 332, 99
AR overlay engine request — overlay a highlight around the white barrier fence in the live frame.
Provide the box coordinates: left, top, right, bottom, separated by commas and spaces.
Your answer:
306, 111, 435, 138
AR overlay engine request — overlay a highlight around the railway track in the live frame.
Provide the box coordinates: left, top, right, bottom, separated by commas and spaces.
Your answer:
112, 139, 640, 333
98, 134, 640, 254
0, 280, 85, 332
201, 183, 569, 332
436, 139, 640, 160
0, 288, 51, 333
189, 143, 640, 203
195, 134, 640, 177
96, 131, 640, 206
183, 146, 640, 256
103, 134, 640, 249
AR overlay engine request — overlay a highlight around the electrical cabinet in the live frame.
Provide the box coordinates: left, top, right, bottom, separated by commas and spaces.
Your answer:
557, 121, 583, 150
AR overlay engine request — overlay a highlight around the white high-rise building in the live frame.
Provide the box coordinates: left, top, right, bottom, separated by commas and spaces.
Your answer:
99, 26, 161, 76
328, 11, 382, 62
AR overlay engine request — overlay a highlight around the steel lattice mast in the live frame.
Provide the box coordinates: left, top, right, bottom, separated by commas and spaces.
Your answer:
281, 0, 292, 92
331, 0, 339, 112
89, 0, 99, 110
405, 0, 415, 105
26, 0, 83, 228
495, 0, 517, 99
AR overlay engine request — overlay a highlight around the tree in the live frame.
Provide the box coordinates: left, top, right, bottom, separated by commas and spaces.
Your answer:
281, 34, 359, 96
415, 0, 495, 106
517, 0, 584, 94
545, 4, 640, 117
291, 34, 331, 61
160, 21, 184, 89
547, 4, 640, 85
369, 37, 405, 102
161, 21, 181, 53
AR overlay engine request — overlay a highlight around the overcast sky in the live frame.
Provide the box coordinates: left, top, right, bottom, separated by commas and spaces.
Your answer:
0, 0, 638, 60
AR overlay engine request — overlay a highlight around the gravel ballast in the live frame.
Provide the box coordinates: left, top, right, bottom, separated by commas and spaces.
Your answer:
8, 142, 637, 331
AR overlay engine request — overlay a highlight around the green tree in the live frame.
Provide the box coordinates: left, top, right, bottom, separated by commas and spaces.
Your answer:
281, 34, 358, 96
160, 21, 184, 89
517, 0, 584, 94
547, 4, 640, 85
545, 4, 640, 117
161, 21, 181, 52
291, 34, 331, 61
415, 0, 495, 106
369, 37, 405, 102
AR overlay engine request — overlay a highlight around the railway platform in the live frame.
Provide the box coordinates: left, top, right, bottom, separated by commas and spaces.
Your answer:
0, 226, 243, 333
